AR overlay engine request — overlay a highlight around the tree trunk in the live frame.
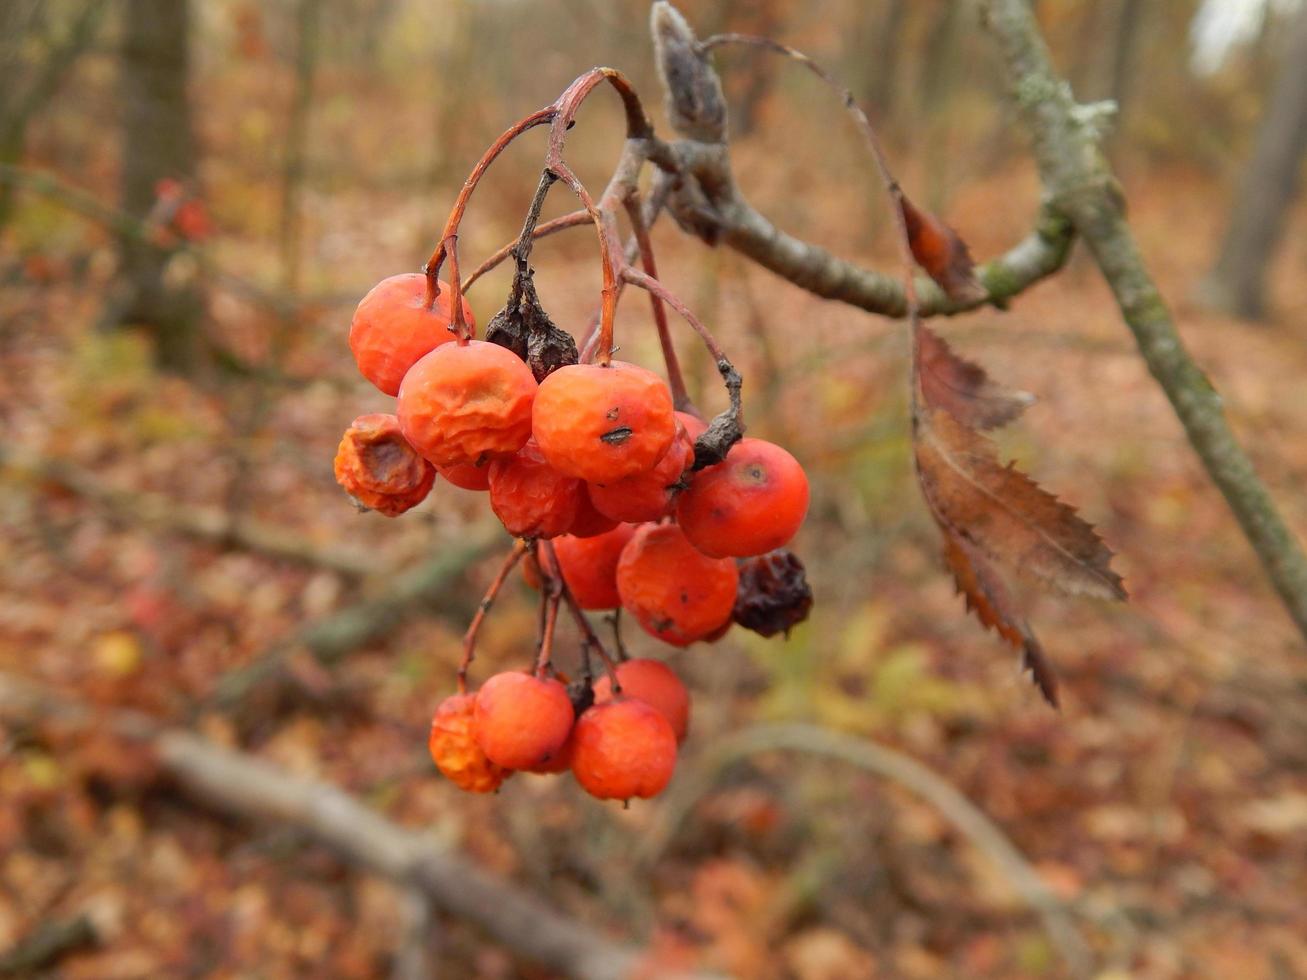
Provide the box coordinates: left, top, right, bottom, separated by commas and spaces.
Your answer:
117, 0, 203, 370
1202, 1, 1307, 321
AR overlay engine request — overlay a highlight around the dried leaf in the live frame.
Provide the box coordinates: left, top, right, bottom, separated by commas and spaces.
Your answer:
943, 532, 1058, 706
915, 406, 1126, 601
900, 194, 987, 304
916, 322, 1033, 430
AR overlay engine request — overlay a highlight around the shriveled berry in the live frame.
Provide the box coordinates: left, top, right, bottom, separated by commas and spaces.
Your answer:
487, 438, 584, 539
350, 273, 474, 396
397, 340, 536, 467
334, 413, 435, 516
532, 361, 675, 483
616, 523, 738, 646
429, 693, 509, 793
677, 438, 809, 558
734, 549, 813, 637
569, 492, 619, 538
437, 459, 491, 491
593, 658, 689, 743
552, 523, 637, 609
571, 699, 677, 801
474, 672, 574, 770
587, 420, 693, 523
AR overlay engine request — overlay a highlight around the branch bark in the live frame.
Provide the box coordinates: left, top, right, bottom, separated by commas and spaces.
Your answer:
0, 673, 719, 980
980, 0, 1307, 643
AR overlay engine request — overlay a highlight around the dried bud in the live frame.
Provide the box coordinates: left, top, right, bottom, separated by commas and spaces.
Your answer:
651, 1, 727, 143
486, 273, 578, 383
733, 549, 813, 637
566, 676, 596, 717
334, 413, 435, 516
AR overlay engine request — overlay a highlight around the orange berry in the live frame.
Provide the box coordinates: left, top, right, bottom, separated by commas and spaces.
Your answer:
587, 420, 693, 523
429, 693, 510, 793
487, 438, 584, 539
526, 729, 576, 774
552, 523, 637, 609
397, 340, 536, 467
569, 491, 620, 538
350, 273, 474, 396
474, 672, 574, 770
437, 459, 491, 491
532, 361, 675, 483
334, 413, 435, 516
571, 699, 677, 801
677, 438, 809, 558
616, 523, 738, 646
593, 658, 689, 743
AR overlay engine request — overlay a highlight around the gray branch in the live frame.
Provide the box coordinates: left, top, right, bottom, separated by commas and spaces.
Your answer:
648, 2, 1074, 318
980, 0, 1307, 642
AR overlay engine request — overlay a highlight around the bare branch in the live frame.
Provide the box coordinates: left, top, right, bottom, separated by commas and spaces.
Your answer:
0, 673, 722, 980
981, 0, 1307, 642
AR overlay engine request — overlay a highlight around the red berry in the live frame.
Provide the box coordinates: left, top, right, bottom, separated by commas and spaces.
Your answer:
532, 361, 675, 483
587, 420, 693, 523
473, 672, 574, 771
487, 438, 585, 539
397, 340, 536, 467
676, 410, 708, 441
676, 438, 809, 558
334, 413, 435, 516
571, 699, 677, 800
593, 659, 690, 743
552, 523, 637, 610
437, 459, 491, 491
568, 491, 620, 538
350, 273, 474, 396
616, 523, 738, 646
429, 693, 510, 793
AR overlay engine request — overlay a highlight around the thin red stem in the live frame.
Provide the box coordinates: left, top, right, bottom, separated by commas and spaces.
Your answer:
621, 189, 691, 411
461, 210, 590, 293
621, 266, 729, 364
541, 541, 623, 692
456, 539, 527, 693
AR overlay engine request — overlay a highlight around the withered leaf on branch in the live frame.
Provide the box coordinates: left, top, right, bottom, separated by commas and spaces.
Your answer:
943, 532, 1058, 707
914, 406, 1126, 602
916, 322, 1033, 430
900, 194, 987, 305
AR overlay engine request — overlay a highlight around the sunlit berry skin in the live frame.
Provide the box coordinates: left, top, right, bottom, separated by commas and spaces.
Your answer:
571, 699, 677, 801
532, 361, 675, 483
616, 523, 739, 646
552, 523, 637, 609
350, 273, 474, 396
334, 413, 435, 516
397, 340, 536, 467
437, 460, 491, 491
676, 438, 809, 558
429, 693, 509, 793
587, 421, 693, 523
568, 492, 620, 538
487, 438, 584, 539
473, 672, 574, 771
593, 658, 689, 743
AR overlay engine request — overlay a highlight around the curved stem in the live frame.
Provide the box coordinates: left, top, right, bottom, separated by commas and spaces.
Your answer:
456, 540, 527, 693
462, 210, 590, 293
541, 541, 623, 691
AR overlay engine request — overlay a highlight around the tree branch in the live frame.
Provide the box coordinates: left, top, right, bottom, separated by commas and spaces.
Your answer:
980, 0, 1307, 643
0, 673, 721, 980
648, 2, 1074, 318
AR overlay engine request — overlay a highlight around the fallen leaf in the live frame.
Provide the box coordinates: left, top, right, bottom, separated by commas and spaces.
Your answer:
900, 194, 987, 304
916, 322, 1032, 430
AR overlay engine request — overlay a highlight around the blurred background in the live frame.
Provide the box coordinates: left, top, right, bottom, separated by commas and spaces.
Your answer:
2, 0, 1306, 977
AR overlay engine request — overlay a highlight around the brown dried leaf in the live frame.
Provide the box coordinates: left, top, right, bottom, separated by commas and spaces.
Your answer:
916, 322, 1033, 430
900, 194, 987, 304
943, 532, 1058, 706
915, 406, 1126, 601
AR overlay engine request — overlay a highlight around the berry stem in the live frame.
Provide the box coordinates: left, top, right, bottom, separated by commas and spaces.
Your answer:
456, 539, 528, 694
460, 210, 591, 294
606, 610, 630, 664
540, 541, 624, 694
620, 188, 692, 412
534, 579, 563, 678
424, 106, 557, 305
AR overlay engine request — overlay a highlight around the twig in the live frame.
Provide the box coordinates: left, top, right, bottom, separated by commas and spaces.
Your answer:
981, 0, 1307, 643
0, 673, 722, 980
457, 539, 528, 692
638, 722, 1093, 979
461, 209, 590, 292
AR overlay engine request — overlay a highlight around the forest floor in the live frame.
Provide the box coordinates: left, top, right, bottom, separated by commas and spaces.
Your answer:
1, 151, 1306, 980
